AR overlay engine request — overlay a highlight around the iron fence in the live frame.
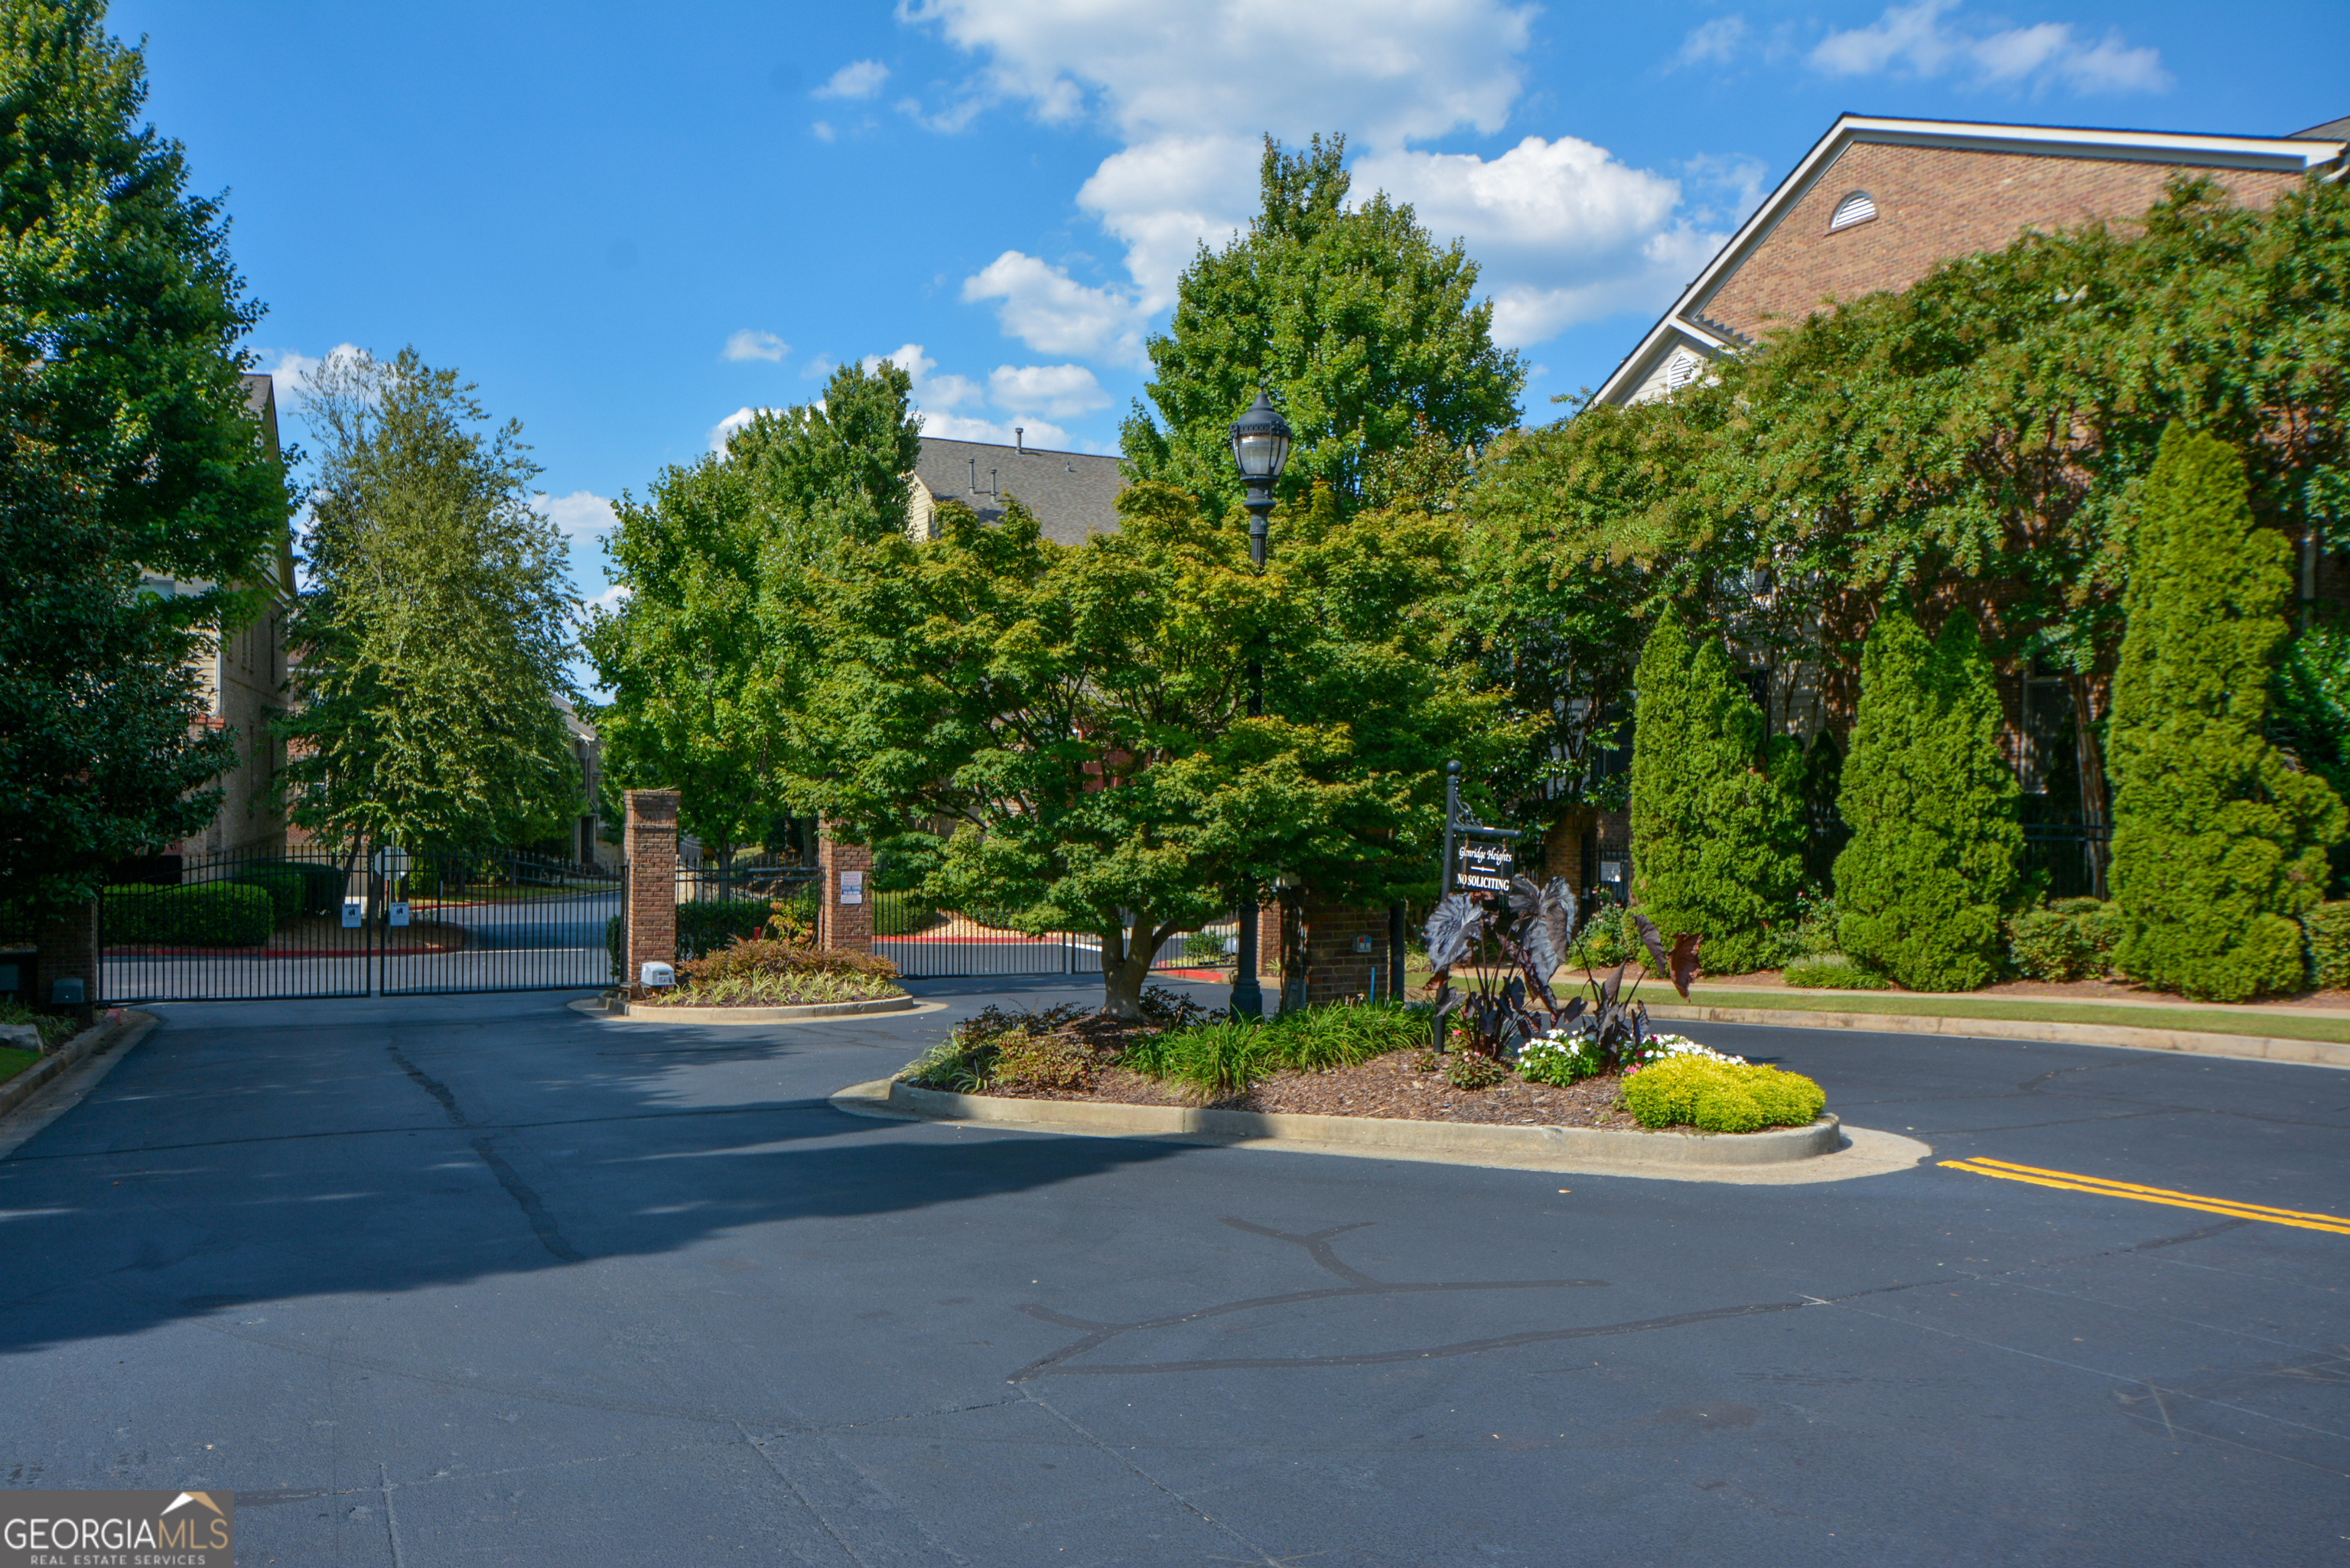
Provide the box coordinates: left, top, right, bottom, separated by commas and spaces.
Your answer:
867, 892, 1235, 980
100, 843, 621, 1003
2020, 821, 2111, 901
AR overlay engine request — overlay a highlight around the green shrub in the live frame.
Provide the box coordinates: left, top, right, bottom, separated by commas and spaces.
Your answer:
678, 937, 900, 986
900, 1002, 1089, 1092
1516, 1029, 1602, 1086
605, 913, 623, 982
991, 1032, 1095, 1091
1834, 610, 2022, 992
675, 899, 776, 959
103, 883, 272, 946
1182, 930, 1230, 964
1629, 610, 1805, 974
239, 859, 346, 917
2108, 426, 2345, 1000
1444, 1051, 1505, 1090
233, 870, 305, 926
2306, 901, 2350, 991
0, 998, 75, 1050
1781, 953, 1890, 991
2007, 899, 2121, 982
1623, 1057, 1824, 1133
1568, 901, 1636, 970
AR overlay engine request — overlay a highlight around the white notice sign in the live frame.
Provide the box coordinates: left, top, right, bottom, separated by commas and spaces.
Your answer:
1455, 840, 1512, 893
389, 902, 412, 928
839, 870, 864, 906
341, 897, 364, 929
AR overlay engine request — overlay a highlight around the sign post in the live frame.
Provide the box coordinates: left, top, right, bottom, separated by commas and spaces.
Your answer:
1440, 760, 1519, 896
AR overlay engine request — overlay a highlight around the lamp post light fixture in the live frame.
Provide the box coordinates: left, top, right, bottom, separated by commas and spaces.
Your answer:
1229, 389, 1293, 570
1225, 389, 1293, 1020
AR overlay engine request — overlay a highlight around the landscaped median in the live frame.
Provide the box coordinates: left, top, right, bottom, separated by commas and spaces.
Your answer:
834, 991, 1928, 1183
1650, 984, 2350, 1068
603, 935, 918, 1023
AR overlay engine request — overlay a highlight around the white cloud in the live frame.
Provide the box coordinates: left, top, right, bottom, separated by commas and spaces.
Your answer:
988, 363, 1109, 418
258, 342, 364, 409
814, 59, 890, 100
1811, 0, 2170, 93
962, 251, 1147, 364
863, 342, 985, 412
812, 119, 837, 142
919, 0, 1724, 356
916, 410, 1074, 447
723, 328, 789, 363
709, 405, 777, 452
1675, 15, 1750, 67
535, 490, 619, 541
916, 0, 1542, 336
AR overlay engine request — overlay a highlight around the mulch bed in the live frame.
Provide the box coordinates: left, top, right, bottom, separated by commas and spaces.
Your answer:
966, 1012, 1640, 1129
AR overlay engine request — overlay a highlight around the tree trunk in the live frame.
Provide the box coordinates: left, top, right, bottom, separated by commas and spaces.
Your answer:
1098, 913, 1167, 1020
2065, 672, 2111, 899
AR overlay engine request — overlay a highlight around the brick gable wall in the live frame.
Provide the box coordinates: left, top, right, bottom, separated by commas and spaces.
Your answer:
1697, 142, 2303, 343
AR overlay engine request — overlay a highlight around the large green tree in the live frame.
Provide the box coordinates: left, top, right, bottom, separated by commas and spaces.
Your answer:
1834, 610, 2022, 991
1627, 610, 1805, 974
277, 347, 579, 852
775, 480, 1507, 1017
1492, 174, 2350, 845
2107, 425, 2342, 1000
0, 0, 289, 912
587, 360, 920, 860
1121, 134, 1525, 522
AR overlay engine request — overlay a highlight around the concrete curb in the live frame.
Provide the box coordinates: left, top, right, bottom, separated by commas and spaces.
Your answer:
581, 994, 925, 1025
0, 1010, 155, 1122
1646, 1002, 2350, 1069
828, 1078, 1930, 1184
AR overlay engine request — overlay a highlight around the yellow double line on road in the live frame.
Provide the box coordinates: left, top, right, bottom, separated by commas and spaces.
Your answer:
1940, 1157, 2350, 1235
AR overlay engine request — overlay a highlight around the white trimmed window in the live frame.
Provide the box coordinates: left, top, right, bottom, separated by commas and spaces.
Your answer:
1829, 190, 1877, 232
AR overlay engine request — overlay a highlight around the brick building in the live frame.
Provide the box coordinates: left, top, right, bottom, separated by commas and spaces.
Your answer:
153, 372, 296, 859
1597, 113, 2347, 409
1567, 112, 2348, 901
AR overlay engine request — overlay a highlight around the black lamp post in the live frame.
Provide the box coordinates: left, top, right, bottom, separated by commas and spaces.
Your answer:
1226, 389, 1292, 1019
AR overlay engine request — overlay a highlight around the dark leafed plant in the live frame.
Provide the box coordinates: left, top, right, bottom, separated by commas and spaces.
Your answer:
1424, 875, 1699, 1072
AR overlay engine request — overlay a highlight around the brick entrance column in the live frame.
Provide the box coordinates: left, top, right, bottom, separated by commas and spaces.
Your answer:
33, 900, 97, 1026
817, 824, 873, 955
1297, 902, 1384, 1007
623, 789, 679, 990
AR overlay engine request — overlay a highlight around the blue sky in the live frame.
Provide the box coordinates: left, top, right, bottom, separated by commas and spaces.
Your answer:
115, 0, 2350, 655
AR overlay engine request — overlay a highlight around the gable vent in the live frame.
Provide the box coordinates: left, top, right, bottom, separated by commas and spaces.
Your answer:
1664, 348, 1705, 391
1829, 190, 1876, 232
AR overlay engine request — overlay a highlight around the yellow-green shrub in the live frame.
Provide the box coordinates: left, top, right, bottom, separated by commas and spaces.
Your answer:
1623, 1057, 1824, 1133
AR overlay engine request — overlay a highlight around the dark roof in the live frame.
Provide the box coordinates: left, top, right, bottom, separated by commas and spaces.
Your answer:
913, 436, 1125, 547
2292, 115, 2350, 141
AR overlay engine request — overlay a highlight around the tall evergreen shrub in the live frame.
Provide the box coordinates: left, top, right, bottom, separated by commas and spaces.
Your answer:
1834, 611, 2022, 991
1629, 612, 1804, 973
2107, 426, 2345, 1000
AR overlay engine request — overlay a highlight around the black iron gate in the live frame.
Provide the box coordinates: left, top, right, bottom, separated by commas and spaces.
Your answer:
99, 844, 621, 1004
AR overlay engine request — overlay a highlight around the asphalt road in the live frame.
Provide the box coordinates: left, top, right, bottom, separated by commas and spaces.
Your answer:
1, 979, 2344, 1566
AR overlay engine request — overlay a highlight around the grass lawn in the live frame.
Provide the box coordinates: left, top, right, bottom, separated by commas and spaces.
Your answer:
1395, 960, 2350, 1045
0, 1045, 39, 1087
1668, 986, 2350, 1045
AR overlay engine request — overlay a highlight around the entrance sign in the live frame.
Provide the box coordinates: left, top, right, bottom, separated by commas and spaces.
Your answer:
1455, 841, 1512, 893
388, 902, 412, 928
839, 870, 865, 906
340, 897, 364, 929
1438, 760, 1520, 896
